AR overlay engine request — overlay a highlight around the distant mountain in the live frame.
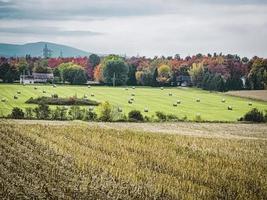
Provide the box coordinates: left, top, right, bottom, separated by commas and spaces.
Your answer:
0, 42, 91, 57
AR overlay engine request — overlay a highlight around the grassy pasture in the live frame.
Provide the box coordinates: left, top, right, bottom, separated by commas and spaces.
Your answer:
0, 120, 266, 199
0, 84, 266, 121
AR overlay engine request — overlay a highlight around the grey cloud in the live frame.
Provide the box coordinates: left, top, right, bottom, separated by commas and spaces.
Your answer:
1, 0, 267, 20
0, 26, 103, 36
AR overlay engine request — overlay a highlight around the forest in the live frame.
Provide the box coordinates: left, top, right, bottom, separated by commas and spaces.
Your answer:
0, 53, 266, 91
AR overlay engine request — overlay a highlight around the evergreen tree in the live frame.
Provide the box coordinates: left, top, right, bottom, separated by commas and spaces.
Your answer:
152, 67, 159, 87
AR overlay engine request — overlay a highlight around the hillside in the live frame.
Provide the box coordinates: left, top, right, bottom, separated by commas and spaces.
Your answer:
0, 42, 91, 57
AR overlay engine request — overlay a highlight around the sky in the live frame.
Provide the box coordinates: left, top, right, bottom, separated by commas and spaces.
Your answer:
0, 0, 267, 58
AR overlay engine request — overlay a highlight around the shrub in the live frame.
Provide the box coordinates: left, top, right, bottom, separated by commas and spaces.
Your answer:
68, 106, 84, 120
34, 103, 51, 119
128, 110, 144, 122
241, 108, 266, 123
10, 107, 24, 119
99, 101, 113, 122
25, 107, 34, 119
155, 111, 167, 122
84, 110, 97, 121
194, 113, 202, 122
167, 114, 180, 121
51, 107, 68, 120
112, 108, 126, 122
51, 94, 58, 98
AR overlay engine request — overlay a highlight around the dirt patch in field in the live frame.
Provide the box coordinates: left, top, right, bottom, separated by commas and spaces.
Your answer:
3, 119, 267, 140
225, 90, 267, 101
91, 122, 267, 140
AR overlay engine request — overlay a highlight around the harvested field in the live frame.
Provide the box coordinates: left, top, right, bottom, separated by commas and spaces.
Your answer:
226, 90, 267, 101
0, 120, 267, 199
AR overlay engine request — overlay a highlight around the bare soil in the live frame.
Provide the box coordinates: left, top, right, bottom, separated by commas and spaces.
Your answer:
226, 90, 267, 101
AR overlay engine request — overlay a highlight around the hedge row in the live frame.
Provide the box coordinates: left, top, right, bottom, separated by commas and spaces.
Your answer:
26, 96, 100, 106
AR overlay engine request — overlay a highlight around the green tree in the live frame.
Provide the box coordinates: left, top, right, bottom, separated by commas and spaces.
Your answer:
89, 54, 101, 68
102, 57, 129, 85
99, 101, 113, 122
58, 62, 87, 84
10, 107, 25, 119
247, 58, 267, 89
152, 67, 159, 87
0, 63, 19, 83
33, 59, 52, 73
127, 64, 137, 86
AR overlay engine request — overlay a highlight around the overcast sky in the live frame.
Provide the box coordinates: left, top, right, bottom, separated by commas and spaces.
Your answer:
0, 0, 267, 57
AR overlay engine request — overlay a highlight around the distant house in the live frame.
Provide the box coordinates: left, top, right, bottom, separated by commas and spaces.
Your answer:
20, 73, 54, 84
177, 75, 192, 87
20, 75, 35, 84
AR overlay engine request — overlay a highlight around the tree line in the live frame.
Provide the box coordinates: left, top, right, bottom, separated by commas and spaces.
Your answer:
0, 53, 266, 91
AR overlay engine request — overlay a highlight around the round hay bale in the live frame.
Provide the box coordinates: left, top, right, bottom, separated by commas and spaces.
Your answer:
144, 108, 149, 112
34, 87, 37, 90
89, 106, 94, 111
177, 100, 181, 104
161, 87, 164, 90
222, 99, 226, 103
228, 106, 233, 110
128, 100, 133, 104
23, 83, 26, 86
196, 98, 200, 102
84, 94, 88, 99
43, 90, 46, 94
248, 102, 252, 106
91, 93, 95, 97
1, 98, 6, 102
53, 84, 57, 88
132, 86, 135, 89
118, 107, 123, 112
14, 95, 18, 99
125, 88, 128, 91
17, 91, 21, 95
130, 97, 134, 101
131, 93, 135, 96
88, 85, 91, 88
169, 93, 172, 96
173, 103, 177, 107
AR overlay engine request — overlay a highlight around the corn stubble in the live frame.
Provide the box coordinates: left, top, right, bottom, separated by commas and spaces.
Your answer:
0, 122, 266, 199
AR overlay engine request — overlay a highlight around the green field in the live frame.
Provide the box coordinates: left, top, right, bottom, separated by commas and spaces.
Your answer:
0, 121, 266, 199
0, 84, 266, 121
